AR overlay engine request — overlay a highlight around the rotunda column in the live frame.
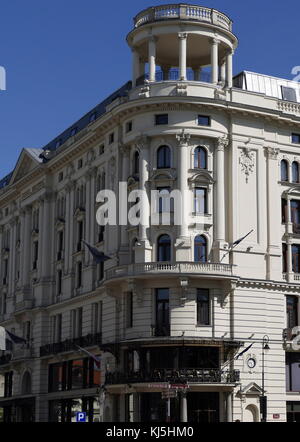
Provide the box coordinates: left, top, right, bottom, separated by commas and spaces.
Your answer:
211, 38, 220, 84
148, 37, 157, 82
176, 130, 190, 238
120, 145, 130, 247
132, 48, 140, 87
137, 136, 150, 242
220, 60, 226, 83
214, 136, 229, 262
226, 48, 234, 88
178, 33, 187, 81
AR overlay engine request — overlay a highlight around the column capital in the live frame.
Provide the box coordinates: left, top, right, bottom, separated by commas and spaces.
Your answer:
178, 32, 187, 39
211, 37, 220, 45
119, 143, 131, 157
176, 129, 191, 147
135, 135, 149, 151
264, 146, 280, 160
217, 135, 229, 151
148, 35, 158, 43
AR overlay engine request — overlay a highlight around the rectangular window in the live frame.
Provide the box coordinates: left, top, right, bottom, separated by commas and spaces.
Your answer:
58, 171, 64, 182
91, 301, 102, 334
197, 115, 211, 126
194, 187, 207, 214
155, 288, 170, 336
155, 114, 168, 125
51, 314, 62, 343
157, 187, 172, 213
99, 144, 104, 155
126, 292, 133, 328
197, 289, 210, 325
57, 230, 64, 260
57, 270, 62, 295
78, 158, 83, 169
77, 221, 84, 252
291, 200, 300, 234
287, 296, 298, 329
109, 132, 114, 144
125, 121, 133, 133
282, 243, 287, 273
286, 353, 300, 392
23, 321, 31, 343
4, 371, 13, 398
292, 244, 300, 273
282, 198, 287, 223
77, 307, 83, 337
33, 241, 38, 270
292, 133, 300, 144
77, 262, 82, 288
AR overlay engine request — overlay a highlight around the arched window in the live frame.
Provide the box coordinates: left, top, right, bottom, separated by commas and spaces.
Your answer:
292, 161, 299, 183
157, 145, 171, 169
194, 235, 207, 262
194, 146, 207, 169
281, 160, 289, 182
133, 151, 139, 174
157, 234, 171, 262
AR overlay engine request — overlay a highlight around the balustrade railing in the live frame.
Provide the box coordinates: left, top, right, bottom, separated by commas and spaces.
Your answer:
106, 261, 234, 280
106, 368, 240, 385
136, 69, 211, 86
134, 5, 232, 31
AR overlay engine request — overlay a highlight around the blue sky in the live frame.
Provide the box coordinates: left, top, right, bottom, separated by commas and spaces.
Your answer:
0, 0, 299, 179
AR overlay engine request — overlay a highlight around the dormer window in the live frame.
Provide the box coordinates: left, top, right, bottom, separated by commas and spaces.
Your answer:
70, 127, 78, 137
89, 112, 97, 123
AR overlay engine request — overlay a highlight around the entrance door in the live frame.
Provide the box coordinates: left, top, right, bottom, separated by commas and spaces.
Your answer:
187, 392, 219, 423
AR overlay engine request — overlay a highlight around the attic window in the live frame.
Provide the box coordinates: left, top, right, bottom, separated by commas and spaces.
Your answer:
99, 144, 104, 155
58, 172, 64, 182
55, 139, 62, 149
78, 159, 83, 169
281, 86, 297, 103
70, 127, 78, 136
89, 112, 97, 123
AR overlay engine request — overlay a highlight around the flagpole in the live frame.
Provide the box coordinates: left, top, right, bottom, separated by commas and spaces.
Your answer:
220, 229, 254, 263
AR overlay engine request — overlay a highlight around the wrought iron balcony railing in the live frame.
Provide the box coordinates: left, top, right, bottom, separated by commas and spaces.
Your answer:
105, 368, 240, 385
39, 332, 102, 357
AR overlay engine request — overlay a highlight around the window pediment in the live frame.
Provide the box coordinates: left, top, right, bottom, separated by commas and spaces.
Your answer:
188, 171, 214, 185
149, 169, 177, 182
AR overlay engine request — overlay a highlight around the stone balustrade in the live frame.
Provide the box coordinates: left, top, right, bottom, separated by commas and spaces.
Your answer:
106, 261, 235, 280
134, 4, 232, 31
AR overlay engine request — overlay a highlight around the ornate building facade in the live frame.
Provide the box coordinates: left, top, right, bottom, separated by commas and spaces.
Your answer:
0, 3, 299, 422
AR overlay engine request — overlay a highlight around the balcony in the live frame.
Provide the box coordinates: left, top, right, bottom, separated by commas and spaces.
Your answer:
106, 261, 235, 281
39, 332, 102, 357
134, 5, 232, 32
105, 368, 240, 385
136, 69, 211, 86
